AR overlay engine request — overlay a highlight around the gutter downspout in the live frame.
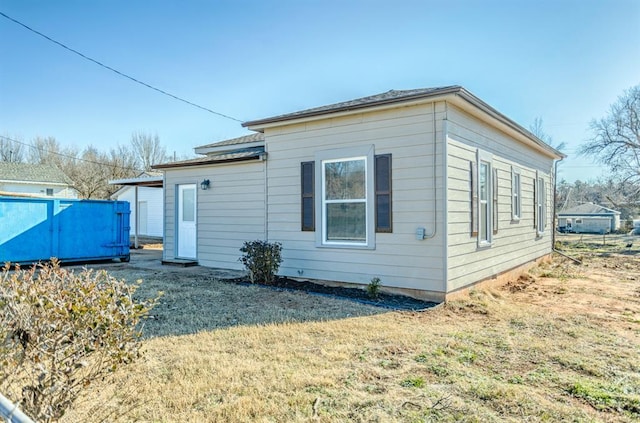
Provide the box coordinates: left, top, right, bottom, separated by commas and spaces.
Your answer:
442, 101, 449, 295
552, 158, 560, 250
551, 157, 581, 264
424, 102, 439, 239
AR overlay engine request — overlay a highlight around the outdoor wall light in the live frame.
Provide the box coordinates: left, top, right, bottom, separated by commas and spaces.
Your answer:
200, 179, 210, 190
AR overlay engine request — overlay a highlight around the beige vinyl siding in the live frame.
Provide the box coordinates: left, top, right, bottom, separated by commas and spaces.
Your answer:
163, 161, 265, 269
446, 104, 555, 292
264, 102, 448, 294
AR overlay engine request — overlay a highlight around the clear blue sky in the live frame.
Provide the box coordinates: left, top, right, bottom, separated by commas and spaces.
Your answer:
1, 0, 639, 182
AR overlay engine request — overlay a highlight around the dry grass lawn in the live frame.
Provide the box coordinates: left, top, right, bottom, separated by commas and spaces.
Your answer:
62, 237, 639, 422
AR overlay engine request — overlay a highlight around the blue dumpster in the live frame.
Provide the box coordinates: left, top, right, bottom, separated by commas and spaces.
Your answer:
0, 196, 130, 265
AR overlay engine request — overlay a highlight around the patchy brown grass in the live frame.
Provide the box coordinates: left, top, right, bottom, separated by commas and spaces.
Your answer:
61, 248, 640, 422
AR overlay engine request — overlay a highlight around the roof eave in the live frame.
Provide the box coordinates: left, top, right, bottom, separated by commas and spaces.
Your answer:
194, 141, 265, 155
108, 176, 164, 187
243, 86, 464, 130
153, 154, 265, 170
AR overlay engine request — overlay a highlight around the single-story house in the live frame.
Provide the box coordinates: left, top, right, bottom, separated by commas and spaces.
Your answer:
154, 86, 564, 302
109, 171, 164, 243
558, 203, 621, 234
0, 162, 77, 198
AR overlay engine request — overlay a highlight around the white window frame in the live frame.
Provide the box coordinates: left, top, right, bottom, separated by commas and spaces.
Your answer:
511, 166, 521, 221
536, 175, 546, 236
315, 145, 375, 249
477, 150, 493, 247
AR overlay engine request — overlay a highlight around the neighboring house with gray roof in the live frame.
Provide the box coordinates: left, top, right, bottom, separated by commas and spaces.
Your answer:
154, 86, 564, 302
558, 203, 621, 233
0, 162, 77, 198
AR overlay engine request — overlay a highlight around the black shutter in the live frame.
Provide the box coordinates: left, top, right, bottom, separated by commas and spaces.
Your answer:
533, 176, 537, 230
470, 161, 478, 237
375, 154, 392, 233
301, 161, 315, 231
493, 168, 499, 235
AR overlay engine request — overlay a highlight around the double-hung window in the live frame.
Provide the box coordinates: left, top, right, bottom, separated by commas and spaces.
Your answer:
536, 175, 546, 235
479, 161, 491, 244
471, 150, 493, 246
322, 157, 367, 244
511, 167, 521, 221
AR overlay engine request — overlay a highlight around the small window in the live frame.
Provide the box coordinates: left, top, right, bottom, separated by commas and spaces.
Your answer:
575, 218, 582, 224
46, 188, 54, 196
536, 175, 546, 235
472, 150, 493, 246
182, 188, 195, 222
511, 167, 521, 221
479, 161, 490, 243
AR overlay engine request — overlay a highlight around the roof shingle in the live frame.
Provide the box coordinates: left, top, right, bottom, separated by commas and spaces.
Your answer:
0, 162, 73, 185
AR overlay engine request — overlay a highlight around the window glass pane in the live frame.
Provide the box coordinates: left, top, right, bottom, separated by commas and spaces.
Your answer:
182, 188, 195, 222
480, 203, 489, 241
325, 159, 365, 200
480, 163, 488, 201
326, 203, 366, 242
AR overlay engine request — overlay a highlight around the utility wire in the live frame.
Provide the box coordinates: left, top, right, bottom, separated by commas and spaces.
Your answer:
0, 135, 145, 173
0, 11, 244, 123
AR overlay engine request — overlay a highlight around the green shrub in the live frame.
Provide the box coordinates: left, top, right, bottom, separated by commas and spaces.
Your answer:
0, 261, 158, 423
367, 277, 382, 299
239, 240, 283, 284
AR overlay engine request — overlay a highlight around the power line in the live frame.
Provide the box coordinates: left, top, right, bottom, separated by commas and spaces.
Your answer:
0, 11, 244, 123
0, 135, 145, 173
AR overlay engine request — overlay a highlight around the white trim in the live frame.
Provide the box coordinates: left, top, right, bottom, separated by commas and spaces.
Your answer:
477, 149, 493, 248
315, 145, 375, 249
511, 166, 521, 221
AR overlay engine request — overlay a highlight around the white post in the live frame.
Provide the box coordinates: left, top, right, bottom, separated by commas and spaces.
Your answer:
0, 393, 35, 423
134, 185, 139, 249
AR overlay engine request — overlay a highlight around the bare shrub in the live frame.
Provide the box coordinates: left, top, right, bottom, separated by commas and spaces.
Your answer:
0, 261, 158, 422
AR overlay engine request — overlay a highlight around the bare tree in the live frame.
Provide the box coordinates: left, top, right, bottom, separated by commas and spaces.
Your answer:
0, 135, 25, 162
27, 136, 78, 168
529, 117, 566, 151
580, 85, 640, 198
130, 132, 168, 171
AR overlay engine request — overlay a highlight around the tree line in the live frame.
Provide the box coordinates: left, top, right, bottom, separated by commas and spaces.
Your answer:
0, 132, 174, 199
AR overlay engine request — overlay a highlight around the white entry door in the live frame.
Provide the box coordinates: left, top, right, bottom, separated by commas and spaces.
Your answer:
177, 184, 197, 259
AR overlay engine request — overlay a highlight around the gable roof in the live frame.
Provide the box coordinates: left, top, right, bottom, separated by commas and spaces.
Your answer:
195, 132, 265, 150
153, 146, 265, 169
0, 162, 73, 185
243, 85, 565, 160
560, 203, 621, 215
